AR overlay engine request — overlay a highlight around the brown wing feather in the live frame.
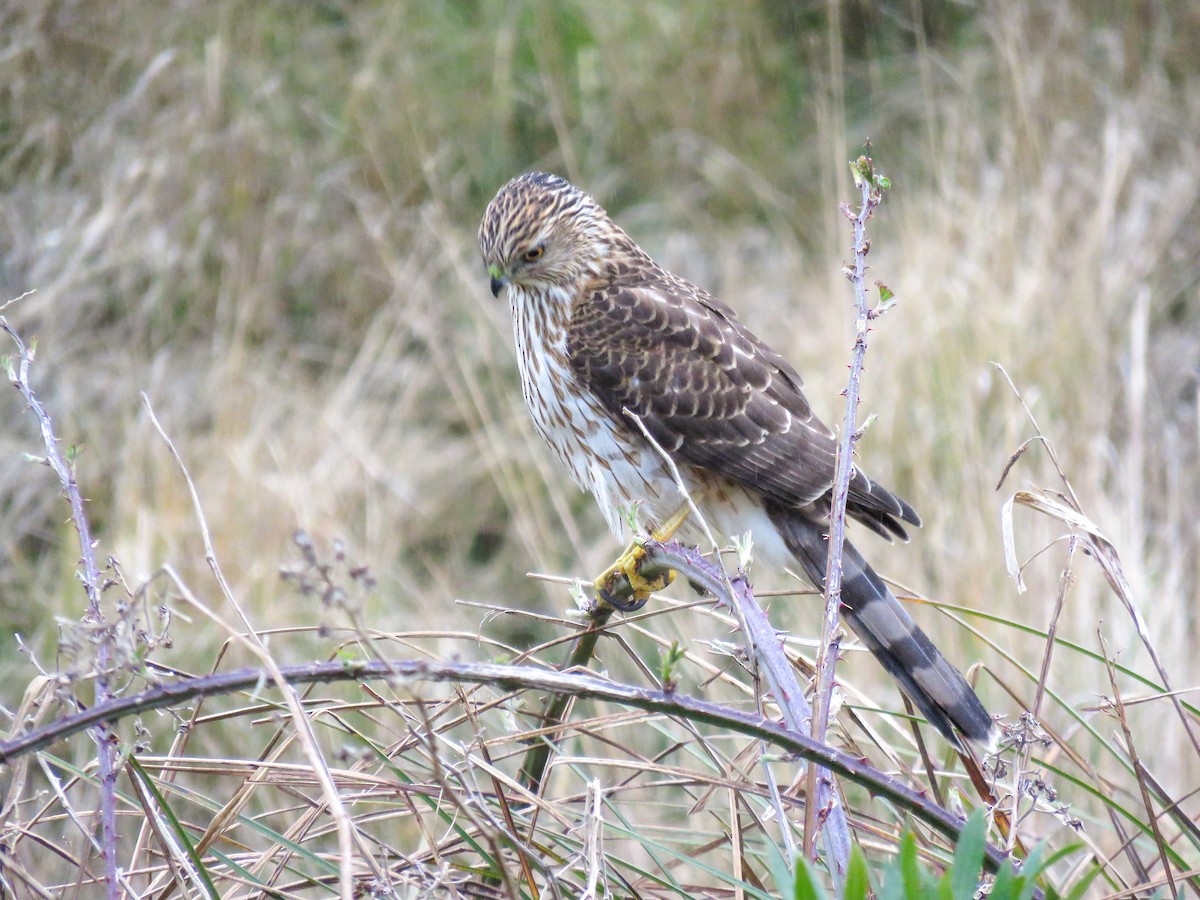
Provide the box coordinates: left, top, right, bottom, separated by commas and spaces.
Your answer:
567, 273, 920, 536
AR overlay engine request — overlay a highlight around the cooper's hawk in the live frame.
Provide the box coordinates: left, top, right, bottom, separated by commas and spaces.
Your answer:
479, 171, 993, 748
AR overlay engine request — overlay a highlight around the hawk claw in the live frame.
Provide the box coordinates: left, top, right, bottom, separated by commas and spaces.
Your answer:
595, 584, 648, 612
594, 542, 675, 611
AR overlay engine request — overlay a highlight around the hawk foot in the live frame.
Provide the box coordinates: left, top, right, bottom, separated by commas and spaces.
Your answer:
594, 542, 675, 612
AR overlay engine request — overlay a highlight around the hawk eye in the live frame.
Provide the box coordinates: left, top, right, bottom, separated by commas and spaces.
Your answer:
522, 245, 545, 263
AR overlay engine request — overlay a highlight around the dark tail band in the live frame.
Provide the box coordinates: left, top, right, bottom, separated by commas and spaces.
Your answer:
765, 501, 994, 749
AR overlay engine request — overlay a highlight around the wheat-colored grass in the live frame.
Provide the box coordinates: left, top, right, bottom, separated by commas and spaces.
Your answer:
1, 1, 1198, 895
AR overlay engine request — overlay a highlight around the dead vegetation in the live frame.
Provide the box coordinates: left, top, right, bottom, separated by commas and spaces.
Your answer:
1, 1, 1198, 896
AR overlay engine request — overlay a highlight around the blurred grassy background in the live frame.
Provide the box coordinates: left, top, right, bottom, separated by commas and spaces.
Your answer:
1, 0, 1198, 824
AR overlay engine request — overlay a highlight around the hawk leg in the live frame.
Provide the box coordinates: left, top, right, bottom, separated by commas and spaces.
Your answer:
594, 505, 691, 611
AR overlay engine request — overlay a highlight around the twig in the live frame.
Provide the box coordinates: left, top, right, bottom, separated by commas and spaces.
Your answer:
0, 655, 1014, 873
517, 608, 614, 793
519, 410, 733, 798
142, 396, 371, 899
903, 696, 945, 810
571, 408, 852, 883
996, 366, 1200, 762
620, 412, 827, 871
805, 151, 890, 858
634, 540, 853, 880
2, 316, 121, 900
518, 407, 708, 797
1032, 535, 1076, 722
1099, 632, 1179, 899
622, 409, 722, 555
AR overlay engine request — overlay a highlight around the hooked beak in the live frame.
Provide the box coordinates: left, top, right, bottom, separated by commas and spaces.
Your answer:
487, 264, 507, 298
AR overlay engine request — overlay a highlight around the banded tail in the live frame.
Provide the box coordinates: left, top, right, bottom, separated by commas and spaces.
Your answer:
766, 503, 994, 749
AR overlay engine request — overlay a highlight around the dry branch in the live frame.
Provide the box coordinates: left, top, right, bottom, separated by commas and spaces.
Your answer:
806, 150, 890, 858
0, 655, 1016, 874
2, 314, 120, 900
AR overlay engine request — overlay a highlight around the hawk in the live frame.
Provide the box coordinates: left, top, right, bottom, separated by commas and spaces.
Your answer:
479, 171, 992, 748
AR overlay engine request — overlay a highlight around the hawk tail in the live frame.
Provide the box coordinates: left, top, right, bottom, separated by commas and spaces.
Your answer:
766, 504, 994, 749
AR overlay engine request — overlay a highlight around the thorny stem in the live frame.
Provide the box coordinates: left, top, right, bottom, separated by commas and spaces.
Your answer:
637, 541, 854, 882
0, 656, 1017, 877
2, 316, 121, 900
804, 153, 889, 859
521, 539, 856, 885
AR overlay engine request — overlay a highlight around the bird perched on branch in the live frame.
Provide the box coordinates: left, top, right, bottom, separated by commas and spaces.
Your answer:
479, 171, 992, 748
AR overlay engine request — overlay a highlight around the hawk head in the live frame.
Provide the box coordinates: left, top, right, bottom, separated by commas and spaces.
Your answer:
479, 172, 617, 298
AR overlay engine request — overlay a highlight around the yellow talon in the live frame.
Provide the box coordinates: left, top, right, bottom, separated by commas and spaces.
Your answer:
593, 504, 691, 611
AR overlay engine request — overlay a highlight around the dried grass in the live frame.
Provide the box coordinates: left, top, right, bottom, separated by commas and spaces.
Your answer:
2, 1, 1198, 895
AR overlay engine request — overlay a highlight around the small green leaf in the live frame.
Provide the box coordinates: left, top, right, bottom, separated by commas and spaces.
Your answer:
658, 640, 686, 686
1015, 842, 1048, 900
792, 858, 832, 900
877, 848, 905, 900
990, 859, 1016, 900
1064, 863, 1105, 900
622, 501, 642, 532
763, 834, 795, 899
950, 810, 987, 899
899, 832, 931, 897
850, 157, 868, 188
127, 756, 221, 899
843, 845, 870, 900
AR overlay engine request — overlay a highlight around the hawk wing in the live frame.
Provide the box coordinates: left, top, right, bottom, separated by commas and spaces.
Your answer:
567, 274, 919, 539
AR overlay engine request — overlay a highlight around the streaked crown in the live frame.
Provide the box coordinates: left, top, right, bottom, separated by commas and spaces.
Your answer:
479, 172, 622, 295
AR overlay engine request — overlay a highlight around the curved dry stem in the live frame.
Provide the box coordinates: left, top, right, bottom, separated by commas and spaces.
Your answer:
0, 655, 1016, 875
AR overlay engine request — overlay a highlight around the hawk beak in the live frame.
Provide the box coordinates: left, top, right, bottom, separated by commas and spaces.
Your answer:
487, 264, 508, 298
